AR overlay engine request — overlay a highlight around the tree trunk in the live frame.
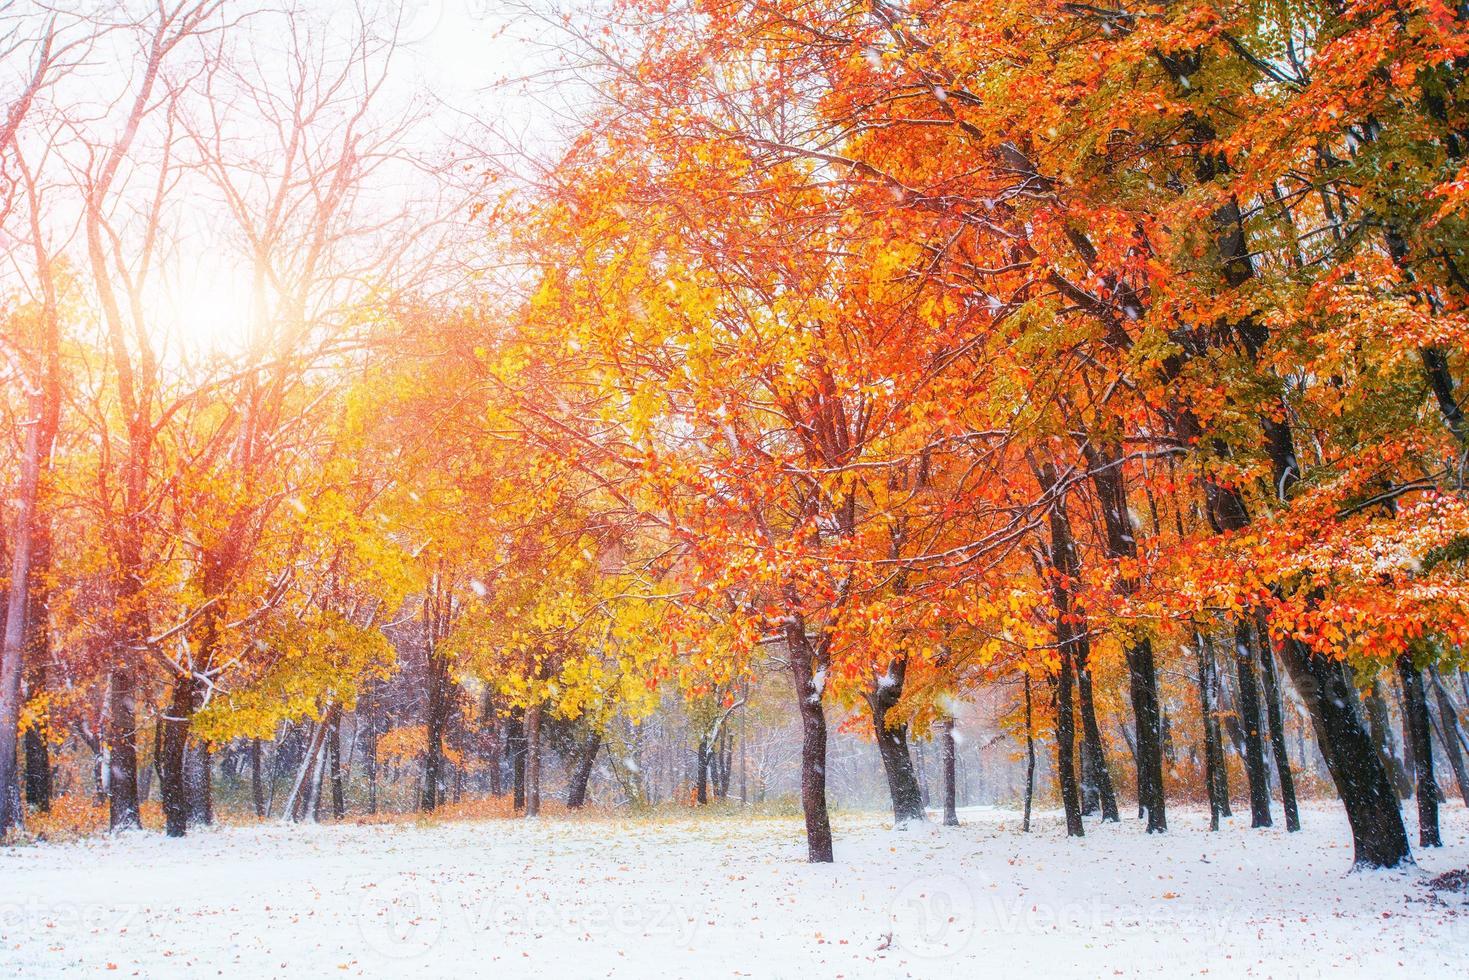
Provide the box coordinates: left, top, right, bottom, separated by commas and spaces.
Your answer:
107, 665, 141, 831
1428, 667, 1469, 807
1054, 654, 1084, 838
1038, 457, 1102, 837
786, 615, 833, 862
363, 698, 379, 815
188, 742, 213, 827
482, 692, 503, 797
1079, 741, 1097, 816
250, 739, 265, 817
421, 644, 449, 812
1232, 620, 1273, 828
694, 734, 710, 805
508, 710, 527, 811
159, 674, 200, 837
1083, 445, 1166, 832
264, 724, 297, 818
1194, 630, 1226, 830
1399, 657, 1440, 848
1396, 676, 1445, 806
284, 712, 330, 823
867, 657, 925, 825
712, 727, 733, 800
309, 735, 328, 822
2, 226, 62, 833
21, 534, 54, 814
487, 726, 503, 797
1365, 679, 1414, 797
328, 712, 344, 820
939, 717, 959, 826
22, 694, 51, 812
739, 682, 748, 804
0, 418, 45, 835
524, 703, 542, 818
1274, 636, 1410, 868
1075, 658, 1119, 823
1022, 673, 1035, 833
1254, 618, 1300, 831
567, 731, 600, 808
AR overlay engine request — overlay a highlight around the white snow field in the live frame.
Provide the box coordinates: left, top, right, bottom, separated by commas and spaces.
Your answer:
2, 804, 1466, 978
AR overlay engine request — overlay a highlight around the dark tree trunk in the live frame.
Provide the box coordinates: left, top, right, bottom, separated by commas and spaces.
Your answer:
1274, 636, 1411, 868
524, 703, 542, 818
915, 741, 931, 807
159, 674, 200, 837
1428, 668, 1469, 807
1365, 679, 1414, 797
1040, 459, 1116, 829
482, 691, 503, 797
1075, 658, 1119, 823
939, 717, 959, 826
1054, 655, 1084, 838
508, 710, 527, 811
1421, 347, 1469, 446
1399, 657, 1440, 847
567, 731, 600, 808
188, 742, 213, 827
162, 595, 227, 837
713, 727, 733, 800
1022, 673, 1036, 833
421, 644, 449, 812
1083, 445, 1166, 832
1232, 620, 1273, 828
250, 739, 265, 818
1254, 619, 1300, 831
328, 711, 344, 820
694, 736, 711, 805
364, 701, 379, 815
22, 716, 51, 813
0, 582, 17, 833
92, 741, 106, 804
21, 540, 54, 813
287, 714, 331, 823
786, 615, 833, 862
107, 665, 141, 831
1079, 742, 1098, 816
486, 722, 503, 798
867, 656, 925, 824
0, 370, 58, 836
1397, 678, 1445, 806
312, 744, 327, 822
265, 723, 300, 818
1194, 631, 1226, 830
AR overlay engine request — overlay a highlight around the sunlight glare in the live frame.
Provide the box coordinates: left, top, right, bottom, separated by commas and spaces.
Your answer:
157, 265, 256, 357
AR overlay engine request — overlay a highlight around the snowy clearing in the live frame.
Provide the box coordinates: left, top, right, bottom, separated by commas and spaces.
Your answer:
3, 804, 1466, 978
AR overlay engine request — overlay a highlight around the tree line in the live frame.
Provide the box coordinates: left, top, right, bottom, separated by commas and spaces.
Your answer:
3, 0, 1469, 874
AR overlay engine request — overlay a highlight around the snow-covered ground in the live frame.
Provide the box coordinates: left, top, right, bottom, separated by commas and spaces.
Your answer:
2, 803, 1466, 978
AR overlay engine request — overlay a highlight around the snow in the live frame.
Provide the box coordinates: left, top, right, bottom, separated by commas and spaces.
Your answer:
2, 804, 1466, 978
810, 667, 827, 701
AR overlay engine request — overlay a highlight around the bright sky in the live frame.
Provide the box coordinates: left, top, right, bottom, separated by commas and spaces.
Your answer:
2, 0, 585, 359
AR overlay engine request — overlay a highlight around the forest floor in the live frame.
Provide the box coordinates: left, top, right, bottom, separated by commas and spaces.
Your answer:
2, 801, 1466, 978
